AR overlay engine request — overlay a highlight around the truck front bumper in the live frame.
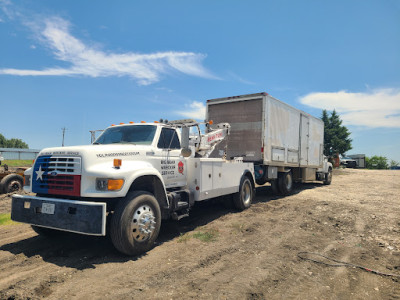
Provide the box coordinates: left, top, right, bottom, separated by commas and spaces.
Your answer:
11, 194, 106, 236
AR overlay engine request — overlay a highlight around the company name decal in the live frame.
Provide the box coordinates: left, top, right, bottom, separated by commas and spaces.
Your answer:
42, 151, 80, 156
96, 152, 140, 158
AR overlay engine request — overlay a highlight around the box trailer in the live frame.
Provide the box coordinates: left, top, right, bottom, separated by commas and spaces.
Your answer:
206, 92, 332, 193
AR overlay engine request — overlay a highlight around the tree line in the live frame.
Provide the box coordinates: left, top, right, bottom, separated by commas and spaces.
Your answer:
321, 110, 398, 169
0, 133, 28, 149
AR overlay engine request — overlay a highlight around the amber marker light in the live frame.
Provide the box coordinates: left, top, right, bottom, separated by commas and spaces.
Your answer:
108, 179, 124, 190
209, 120, 214, 125
129, 121, 134, 124
141, 121, 146, 123
120, 122, 125, 125
113, 159, 122, 169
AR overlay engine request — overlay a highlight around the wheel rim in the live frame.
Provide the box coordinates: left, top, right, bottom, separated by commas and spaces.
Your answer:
241, 180, 252, 206
285, 174, 293, 190
8, 180, 22, 193
131, 205, 156, 242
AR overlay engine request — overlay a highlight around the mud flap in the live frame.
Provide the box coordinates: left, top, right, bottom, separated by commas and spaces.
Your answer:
11, 194, 106, 236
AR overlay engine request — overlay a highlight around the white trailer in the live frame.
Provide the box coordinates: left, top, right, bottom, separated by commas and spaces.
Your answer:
206, 92, 332, 194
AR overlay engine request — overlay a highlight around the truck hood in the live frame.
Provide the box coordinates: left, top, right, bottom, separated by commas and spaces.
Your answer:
38, 144, 150, 161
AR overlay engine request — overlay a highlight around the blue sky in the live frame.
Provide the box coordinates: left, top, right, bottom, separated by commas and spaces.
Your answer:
1, 0, 399, 162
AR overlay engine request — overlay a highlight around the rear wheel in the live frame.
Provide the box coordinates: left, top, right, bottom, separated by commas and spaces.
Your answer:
270, 179, 279, 194
110, 191, 161, 256
0, 174, 23, 193
233, 176, 254, 211
278, 171, 293, 195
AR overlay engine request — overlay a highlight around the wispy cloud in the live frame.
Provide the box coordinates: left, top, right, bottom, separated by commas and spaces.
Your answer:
300, 89, 400, 128
176, 101, 206, 120
227, 71, 255, 85
0, 14, 217, 84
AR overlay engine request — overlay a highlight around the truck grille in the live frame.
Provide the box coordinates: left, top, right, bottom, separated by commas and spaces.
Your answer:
32, 156, 82, 196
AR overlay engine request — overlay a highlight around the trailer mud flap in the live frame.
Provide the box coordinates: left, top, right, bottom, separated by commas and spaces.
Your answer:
11, 195, 106, 236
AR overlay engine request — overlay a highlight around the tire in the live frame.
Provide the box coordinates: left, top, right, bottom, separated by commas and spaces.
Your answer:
110, 191, 161, 256
31, 225, 64, 237
323, 168, 332, 185
0, 174, 23, 193
270, 179, 279, 195
278, 171, 293, 195
255, 166, 268, 185
233, 176, 254, 211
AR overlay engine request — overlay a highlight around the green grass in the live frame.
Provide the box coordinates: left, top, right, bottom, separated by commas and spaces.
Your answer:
2, 160, 33, 167
177, 232, 192, 243
177, 228, 219, 243
193, 229, 219, 242
0, 213, 14, 226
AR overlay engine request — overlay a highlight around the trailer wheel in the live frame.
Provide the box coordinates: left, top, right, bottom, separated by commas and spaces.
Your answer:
255, 166, 268, 185
270, 179, 279, 194
110, 191, 161, 256
278, 171, 293, 195
0, 174, 23, 193
233, 176, 254, 211
323, 168, 332, 185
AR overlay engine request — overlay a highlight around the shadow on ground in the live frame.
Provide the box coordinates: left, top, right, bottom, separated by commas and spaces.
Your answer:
0, 182, 320, 270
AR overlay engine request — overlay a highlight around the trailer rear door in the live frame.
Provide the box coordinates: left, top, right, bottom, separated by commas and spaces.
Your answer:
207, 98, 263, 162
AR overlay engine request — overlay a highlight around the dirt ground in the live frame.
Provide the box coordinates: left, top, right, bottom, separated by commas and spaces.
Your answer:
0, 169, 399, 299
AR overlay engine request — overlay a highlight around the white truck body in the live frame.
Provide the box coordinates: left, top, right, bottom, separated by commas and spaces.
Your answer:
206, 93, 331, 184
12, 122, 254, 242
206, 92, 324, 168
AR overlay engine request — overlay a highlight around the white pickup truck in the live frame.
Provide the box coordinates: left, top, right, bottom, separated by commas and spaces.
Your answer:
12, 119, 255, 255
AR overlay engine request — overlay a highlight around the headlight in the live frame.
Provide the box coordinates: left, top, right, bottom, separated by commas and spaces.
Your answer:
96, 178, 124, 191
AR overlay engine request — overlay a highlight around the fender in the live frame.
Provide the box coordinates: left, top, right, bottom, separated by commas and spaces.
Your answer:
81, 160, 167, 201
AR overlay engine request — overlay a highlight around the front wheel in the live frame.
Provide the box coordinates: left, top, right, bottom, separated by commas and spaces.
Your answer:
233, 176, 254, 211
323, 168, 332, 185
110, 191, 161, 256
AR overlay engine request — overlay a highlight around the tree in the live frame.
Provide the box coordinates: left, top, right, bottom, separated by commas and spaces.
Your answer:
389, 160, 399, 167
321, 109, 352, 157
0, 134, 29, 149
366, 156, 388, 169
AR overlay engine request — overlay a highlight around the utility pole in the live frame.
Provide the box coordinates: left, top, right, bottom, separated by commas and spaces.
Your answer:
62, 127, 67, 147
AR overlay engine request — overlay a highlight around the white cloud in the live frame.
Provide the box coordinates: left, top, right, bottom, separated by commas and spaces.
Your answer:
0, 16, 217, 84
176, 101, 206, 120
300, 89, 400, 128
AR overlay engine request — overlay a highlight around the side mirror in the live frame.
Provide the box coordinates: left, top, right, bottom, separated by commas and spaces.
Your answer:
181, 148, 192, 158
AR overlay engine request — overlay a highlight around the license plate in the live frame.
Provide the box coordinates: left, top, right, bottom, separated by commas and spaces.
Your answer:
42, 203, 55, 215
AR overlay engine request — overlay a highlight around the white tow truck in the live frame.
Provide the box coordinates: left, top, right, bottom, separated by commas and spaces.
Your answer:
11, 92, 332, 256
12, 119, 255, 255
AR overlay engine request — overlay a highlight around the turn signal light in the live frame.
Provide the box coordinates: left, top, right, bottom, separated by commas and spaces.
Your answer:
108, 179, 124, 190
209, 120, 214, 125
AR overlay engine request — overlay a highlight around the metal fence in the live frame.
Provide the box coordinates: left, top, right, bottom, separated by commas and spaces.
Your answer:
0, 148, 40, 160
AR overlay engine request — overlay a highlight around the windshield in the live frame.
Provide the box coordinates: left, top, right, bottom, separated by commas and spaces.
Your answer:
94, 125, 157, 145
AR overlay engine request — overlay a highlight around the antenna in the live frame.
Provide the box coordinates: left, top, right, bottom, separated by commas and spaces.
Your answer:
61, 127, 67, 147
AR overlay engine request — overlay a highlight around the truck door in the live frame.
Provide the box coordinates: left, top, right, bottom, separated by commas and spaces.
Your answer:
155, 128, 186, 188
300, 114, 309, 166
